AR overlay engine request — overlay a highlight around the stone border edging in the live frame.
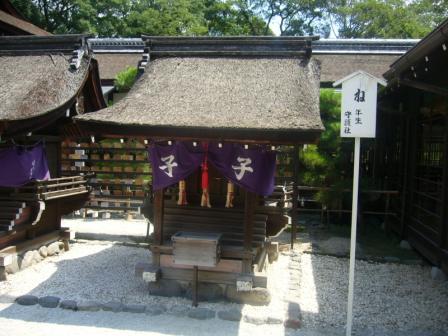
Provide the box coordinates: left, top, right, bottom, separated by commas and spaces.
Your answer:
14, 294, 301, 329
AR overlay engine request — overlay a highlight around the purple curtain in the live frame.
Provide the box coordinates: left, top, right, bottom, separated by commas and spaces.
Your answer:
149, 141, 277, 196
0, 142, 51, 187
148, 142, 204, 190
208, 143, 276, 196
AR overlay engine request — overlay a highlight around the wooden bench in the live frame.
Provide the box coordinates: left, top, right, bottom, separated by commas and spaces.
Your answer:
163, 203, 267, 249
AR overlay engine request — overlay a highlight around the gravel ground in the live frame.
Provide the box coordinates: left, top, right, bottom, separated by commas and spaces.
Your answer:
289, 250, 448, 334
0, 238, 447, 335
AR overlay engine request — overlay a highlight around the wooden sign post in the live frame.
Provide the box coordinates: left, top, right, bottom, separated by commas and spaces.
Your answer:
333, 71, 386, 336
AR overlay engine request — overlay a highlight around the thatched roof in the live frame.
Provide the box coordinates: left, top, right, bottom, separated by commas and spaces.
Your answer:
0, 35, 106, 137
0, 55, 88, 121
94, 53, 141, 81
76, 55, 322, 143
316, 54, 400, 83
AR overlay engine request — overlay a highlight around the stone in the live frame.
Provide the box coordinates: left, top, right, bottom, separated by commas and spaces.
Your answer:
20, 251, 35, 269
185, 283, 224, 301
77, 301, 102, 312
284, 301, 301, 329
47, 242, 60, 256
384, 256, 400, 263
123, 304, 146, 313
58, 242, 65, 250
38, 296, 60, 308
267, 242, 279, 263
145, 305, 167, 316
60, 300, 77, 311
244, 315, 267, 325
102, 301, 123, 312
38, 246, 48, 258
148, 279, 184, 297
431, 267, 447, 281
267, 316, 283, 324
399, 240, 412, 250
33, 251, 43, 264
5, 255, 20, 274
217, 309, 242, 322
16, 295, 38, 306
225, 286, 271, 306
187, 308, 215, 320
167, 305, 190, 317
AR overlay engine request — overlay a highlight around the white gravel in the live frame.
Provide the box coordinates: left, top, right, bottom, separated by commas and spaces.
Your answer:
0, 238, 447, 335
289, 251, 448, 333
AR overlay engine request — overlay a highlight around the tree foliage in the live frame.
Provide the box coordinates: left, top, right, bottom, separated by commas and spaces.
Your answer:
114, 66, 138, 92
299, 89, 352, 207
12, 0, 448, 38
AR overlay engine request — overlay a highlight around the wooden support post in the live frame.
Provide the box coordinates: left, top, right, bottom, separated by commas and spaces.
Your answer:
439, 112, 448, 255
291, 145, 299, 249
193, 266, 198, 307
153, 189, 164, 267
153, 189, 164, 246
243, 191, 256, 273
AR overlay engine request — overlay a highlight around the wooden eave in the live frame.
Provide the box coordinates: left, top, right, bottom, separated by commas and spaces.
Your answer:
74, 120, 322, 145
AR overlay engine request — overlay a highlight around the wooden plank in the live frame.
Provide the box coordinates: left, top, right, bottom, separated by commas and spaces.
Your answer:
160, 267, 267, 288
161, 255, 242, 273
150, 244, 255, 259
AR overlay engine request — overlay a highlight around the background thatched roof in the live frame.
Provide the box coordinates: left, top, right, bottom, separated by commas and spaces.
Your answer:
0, 55, 89, 121
76, 56, 323, 135
94, 53, 141, 80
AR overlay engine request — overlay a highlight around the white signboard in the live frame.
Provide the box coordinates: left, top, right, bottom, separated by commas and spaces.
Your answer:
334, 71, 386, 138
333, 70, 386, 336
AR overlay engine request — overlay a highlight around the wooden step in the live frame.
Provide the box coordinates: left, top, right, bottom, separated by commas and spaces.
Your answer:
0, 213, 18, 220
0, 201, 26, 208
0, 207, 22, 215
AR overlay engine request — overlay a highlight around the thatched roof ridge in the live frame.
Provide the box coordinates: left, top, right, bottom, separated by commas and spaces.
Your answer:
76, 56, 323, 142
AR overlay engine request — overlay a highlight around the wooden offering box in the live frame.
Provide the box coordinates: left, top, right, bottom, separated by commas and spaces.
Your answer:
172, 232, 222, 267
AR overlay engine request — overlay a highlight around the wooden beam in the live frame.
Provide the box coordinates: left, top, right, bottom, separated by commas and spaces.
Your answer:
400, 79, 448, 97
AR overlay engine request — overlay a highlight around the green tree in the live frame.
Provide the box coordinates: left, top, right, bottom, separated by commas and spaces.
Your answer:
114, 66, 138, 92
300, 89, 350, 208
327, 0, 432, 38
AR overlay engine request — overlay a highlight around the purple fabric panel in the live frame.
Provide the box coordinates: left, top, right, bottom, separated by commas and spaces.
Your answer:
0, 143, 51, 187
148, 142, 204, 190
208, 143, 276, 196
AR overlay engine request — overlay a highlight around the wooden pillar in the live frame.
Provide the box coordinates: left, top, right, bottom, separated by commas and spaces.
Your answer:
243, 191, 256, 273
439, 111, 448, 255
291, 145, 299, 248
153, 189, 164, 245
244, 191, 256, 250
400, 91, 419, 238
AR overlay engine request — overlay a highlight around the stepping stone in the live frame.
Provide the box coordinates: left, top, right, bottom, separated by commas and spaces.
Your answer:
267, 316, 283, 324
60, 300, 77, 311
187, 308, 215, 320
102, 301, 123, 313
16, 295, 38, 306
123, 304, 146, 313
146, 305, 167, 316
38, 296, 60, 308
77, 301, 101, 312
167, 305, 190, 317
217, 309, 242, 322
244, 315, 267, 325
